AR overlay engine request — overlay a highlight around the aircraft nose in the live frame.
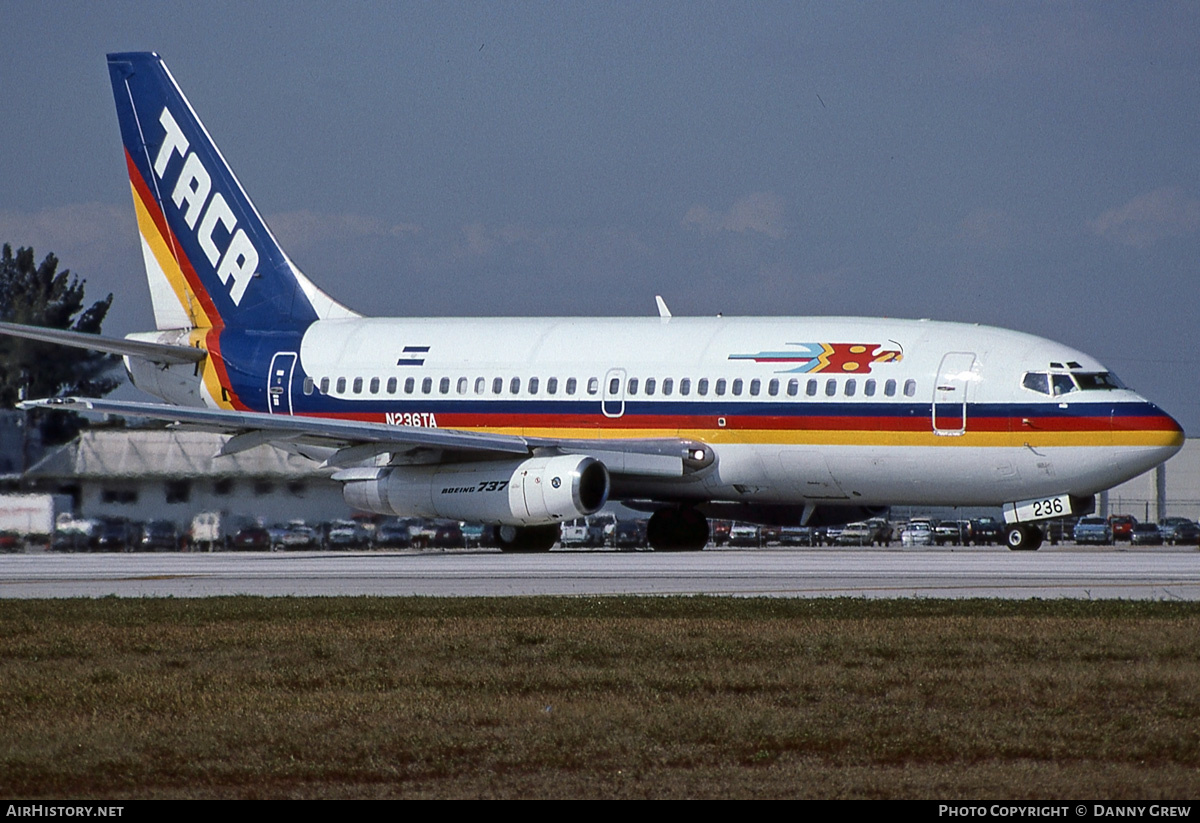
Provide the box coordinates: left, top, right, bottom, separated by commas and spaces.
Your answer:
1112, 398, 1185, 465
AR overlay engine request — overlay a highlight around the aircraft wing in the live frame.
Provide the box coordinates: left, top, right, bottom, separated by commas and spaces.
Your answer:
20, 396, 712, 478
0, 322, 206, 366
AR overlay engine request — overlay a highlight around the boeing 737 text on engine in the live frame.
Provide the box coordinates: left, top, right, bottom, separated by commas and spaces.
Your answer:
4, 52, 1184, 551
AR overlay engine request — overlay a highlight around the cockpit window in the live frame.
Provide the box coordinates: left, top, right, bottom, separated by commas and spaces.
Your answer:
1075, 372, 1125, 391
1022, 372, 1050, 395
1051, 374, 1075, 396
1023, 371, 1079, 396
1024, 370, 1123, 396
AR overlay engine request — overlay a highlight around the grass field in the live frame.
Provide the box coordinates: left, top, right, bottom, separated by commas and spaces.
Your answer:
1, 597, 1198, 799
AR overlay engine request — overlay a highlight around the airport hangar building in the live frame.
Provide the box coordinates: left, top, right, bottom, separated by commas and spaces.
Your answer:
16, 427, 1200, 530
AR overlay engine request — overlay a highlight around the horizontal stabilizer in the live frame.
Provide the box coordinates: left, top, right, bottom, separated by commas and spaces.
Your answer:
0, 322, 206, 365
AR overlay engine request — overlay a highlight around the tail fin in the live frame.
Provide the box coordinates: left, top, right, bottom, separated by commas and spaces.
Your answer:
107, 52, 357, 332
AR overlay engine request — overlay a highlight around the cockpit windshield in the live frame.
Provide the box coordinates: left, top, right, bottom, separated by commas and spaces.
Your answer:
1074, 372, 1125, 391
1021, 370, 1125, 396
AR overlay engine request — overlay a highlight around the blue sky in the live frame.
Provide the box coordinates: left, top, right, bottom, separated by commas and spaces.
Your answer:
2, 2, 1198, 430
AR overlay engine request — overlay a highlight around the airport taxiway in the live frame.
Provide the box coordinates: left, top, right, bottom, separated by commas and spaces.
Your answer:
1, 546, 1198, 599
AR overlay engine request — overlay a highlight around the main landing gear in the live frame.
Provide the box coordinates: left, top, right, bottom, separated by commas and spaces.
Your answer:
497, 524, 558, 553
647, 507, 709, 552
1004, 523, 1044, 551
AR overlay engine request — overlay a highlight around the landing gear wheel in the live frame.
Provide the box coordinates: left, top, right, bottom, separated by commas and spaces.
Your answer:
497, 524, 558, 553
647, 507, 709, 551
1005, 524, 1043, 551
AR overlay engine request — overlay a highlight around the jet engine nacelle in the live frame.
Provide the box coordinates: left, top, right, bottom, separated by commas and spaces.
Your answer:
342, 455, 610, 526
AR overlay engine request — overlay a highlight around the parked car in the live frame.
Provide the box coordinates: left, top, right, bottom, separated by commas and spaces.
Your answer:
778, 526, 817, 546
94, 518, 138, 552
560, 517, 606, 548
900, 520, 933, 546
837, 521, 877, 546
969, 517, 1003, 545
728, 523, 760, 547
139, 520, 180, 551
1073, 517, 1113, 545
1130, 522, 1164, 546
231, 526, 272, 551
373, 518, 415, 548
326, 519, 369, 549
1108, 515, 1137, 542
1158, 518, 1200, 546
613, 519, 647, 550
933, 520, 972, 546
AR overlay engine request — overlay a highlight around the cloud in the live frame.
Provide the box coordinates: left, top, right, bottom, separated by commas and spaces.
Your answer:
1089, 187, 1200, 248
955, 208, 1021, 249
683, 192, 787, 239
267, 210, 422, 248
0, 202, 131, 261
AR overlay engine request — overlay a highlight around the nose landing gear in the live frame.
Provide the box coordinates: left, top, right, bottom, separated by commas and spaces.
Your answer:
1004, 523, 1044, 551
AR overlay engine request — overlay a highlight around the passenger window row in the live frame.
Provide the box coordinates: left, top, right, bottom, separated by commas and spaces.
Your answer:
303, 374, 919, 400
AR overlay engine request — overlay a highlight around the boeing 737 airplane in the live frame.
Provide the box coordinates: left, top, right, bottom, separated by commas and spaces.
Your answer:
4, 52, 1185, 551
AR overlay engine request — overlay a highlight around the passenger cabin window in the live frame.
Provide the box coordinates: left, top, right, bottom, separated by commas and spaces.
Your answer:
844, 379, 856, 397
698, 378, 709, 396
369, 377, 380, 394
884, 379, 896, 397
787, 379, 798, 397
663, 378, 674, 396
336, 377, 346, 393
807, 379, 818, 397
825, 379, 836, 397
645, 378, 656, 396
903, 379, 917, 397
387, 377, 397, 394
749, 379, 760, 396
732, 378, 743, 396
547, 377, 558, 395
405, 377, 415, 394
475, 377, 486, 394
352, 377, 363, 394
439, 377, 450, 394
715, 379, 727, 396
628, 378, 639, 395
493, 377, 503, 395
609, 377, 620, 395
567, 377, 578, 395
864, 379, 876, 397
680, 378, 691, 396
768, 378, 779, 397
319, 377, 330, 394
510, 377, 521, 394
529, 377, 539, 394
457, 377, 468, 394
303, 377, 314, 395
422, 377, 433, 394
587, 377, 598, 395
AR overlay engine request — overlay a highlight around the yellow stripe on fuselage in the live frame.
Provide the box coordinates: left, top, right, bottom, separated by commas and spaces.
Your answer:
445, 425, 1182, 449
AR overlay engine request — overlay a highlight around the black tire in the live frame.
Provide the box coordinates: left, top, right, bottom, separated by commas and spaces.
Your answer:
648, 507, 709, 551
497, 524, 558, 553
1006, 524, 1043, 551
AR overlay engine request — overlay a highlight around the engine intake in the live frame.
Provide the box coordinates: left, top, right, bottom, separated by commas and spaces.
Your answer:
342, 454, 609, 526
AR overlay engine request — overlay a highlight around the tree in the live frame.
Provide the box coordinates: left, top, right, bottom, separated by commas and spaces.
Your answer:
0, 244, 122, 444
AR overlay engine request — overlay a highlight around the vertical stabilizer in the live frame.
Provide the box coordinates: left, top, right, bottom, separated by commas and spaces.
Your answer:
107, 52, 357, 332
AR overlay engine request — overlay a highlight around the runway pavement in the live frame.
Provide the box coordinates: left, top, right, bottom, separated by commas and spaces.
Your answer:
2, 545, 1199, 599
